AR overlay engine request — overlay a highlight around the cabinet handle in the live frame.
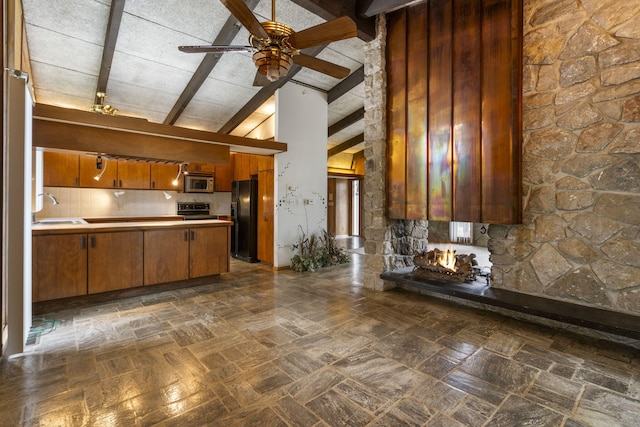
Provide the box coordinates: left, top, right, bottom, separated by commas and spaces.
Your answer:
152, 181, 156, 189
113, 179, 117, 187
90, 235, 96, 248
81, 236, 86, 249
119, 180, 122, 187
184, 230, 189, 241
191, 230, 195, 240
74, 177, 79, 186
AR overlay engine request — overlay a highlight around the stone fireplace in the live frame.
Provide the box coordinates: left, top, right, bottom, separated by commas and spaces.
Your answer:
363, 1, 640, 318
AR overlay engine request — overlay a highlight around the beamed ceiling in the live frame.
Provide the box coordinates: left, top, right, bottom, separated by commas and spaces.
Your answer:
20, 0, 404, 160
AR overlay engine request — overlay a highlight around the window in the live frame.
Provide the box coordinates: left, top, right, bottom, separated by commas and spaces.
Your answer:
450, 221, 472, 244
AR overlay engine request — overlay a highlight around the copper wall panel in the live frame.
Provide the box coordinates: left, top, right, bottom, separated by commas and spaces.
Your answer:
452, 0, 482, 221
406, 2, 429, 220
387, 10, 408, 219
481, 0, 519, 223
428, 0, 453, 220
385, 0, 521, 224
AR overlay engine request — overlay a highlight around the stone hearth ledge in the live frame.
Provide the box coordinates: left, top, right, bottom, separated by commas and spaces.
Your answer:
381, 268, 640, 341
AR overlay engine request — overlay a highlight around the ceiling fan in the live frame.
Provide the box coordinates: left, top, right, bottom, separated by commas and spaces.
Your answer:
179, 0, 358, 83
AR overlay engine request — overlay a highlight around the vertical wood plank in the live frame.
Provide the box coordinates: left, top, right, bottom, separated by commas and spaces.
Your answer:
386, 9, 408, 219
452, 0, 482, 222
481, 0, 518, 223
406, 2, 428, 220
428, 0, 453, 220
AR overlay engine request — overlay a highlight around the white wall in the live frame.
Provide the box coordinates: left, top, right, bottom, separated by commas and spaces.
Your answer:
274, 83, 328, 267
35, 188, 232, 219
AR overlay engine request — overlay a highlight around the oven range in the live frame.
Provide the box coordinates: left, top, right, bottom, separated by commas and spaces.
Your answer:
177, 202, 218, 220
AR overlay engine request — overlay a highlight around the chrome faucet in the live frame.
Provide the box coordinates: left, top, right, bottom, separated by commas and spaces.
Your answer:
39, 192, 59, 205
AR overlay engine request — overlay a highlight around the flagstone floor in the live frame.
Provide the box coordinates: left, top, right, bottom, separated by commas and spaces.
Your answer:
2, 254, 640, 426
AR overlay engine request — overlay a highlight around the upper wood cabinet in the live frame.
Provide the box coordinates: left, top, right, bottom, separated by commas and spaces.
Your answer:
386, 0, 522, 224
117, 160, 150, 189
43, 151, 80, 187
214, 163, 233, 192
189, 163, 216, 173
150, 163, 181, 191
79, 155, 118, 188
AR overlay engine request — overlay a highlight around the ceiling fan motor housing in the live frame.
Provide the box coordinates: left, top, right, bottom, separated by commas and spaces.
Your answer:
252, 21, 296, 81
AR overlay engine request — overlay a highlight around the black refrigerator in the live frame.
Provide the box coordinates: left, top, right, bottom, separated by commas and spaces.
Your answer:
231, 179, 259, 263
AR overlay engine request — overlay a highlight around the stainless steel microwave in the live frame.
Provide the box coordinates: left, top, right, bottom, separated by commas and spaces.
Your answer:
184, 173, 214, 193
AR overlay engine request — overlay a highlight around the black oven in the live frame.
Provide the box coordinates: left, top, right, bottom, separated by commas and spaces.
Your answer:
177, 202, 217, 220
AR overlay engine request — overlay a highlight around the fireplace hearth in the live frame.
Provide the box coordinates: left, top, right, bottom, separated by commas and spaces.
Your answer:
413, 249, 478, 283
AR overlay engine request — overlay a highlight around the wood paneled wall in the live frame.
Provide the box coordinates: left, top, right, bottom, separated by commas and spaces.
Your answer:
386, 0, 522, 224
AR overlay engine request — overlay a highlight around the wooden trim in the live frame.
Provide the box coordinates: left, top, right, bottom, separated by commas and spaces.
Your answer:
34, 119, 231, 165
33, 104, 287, 154
289, 0, 375, 41
327, 65, 364, 104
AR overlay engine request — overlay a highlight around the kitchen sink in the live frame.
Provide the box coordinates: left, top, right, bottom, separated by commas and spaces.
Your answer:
35, 218, 88, 225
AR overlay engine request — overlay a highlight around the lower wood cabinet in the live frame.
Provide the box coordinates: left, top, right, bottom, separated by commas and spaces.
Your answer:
189, 227, 229, 278
33, 225, 229, 302
143, 228, 190, 285
88, 231, 143, 294
33, 233, 88, 302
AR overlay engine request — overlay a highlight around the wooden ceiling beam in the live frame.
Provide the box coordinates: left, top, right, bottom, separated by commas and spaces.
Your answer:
357, 0, 412, 17
328, 132, 364, 157
327, 65, 364, 104
328, 107, 364, 136
218, 45, 325, 135
95, 0, 125, 101
163, 0, 260, 125
289, 0, 375, 41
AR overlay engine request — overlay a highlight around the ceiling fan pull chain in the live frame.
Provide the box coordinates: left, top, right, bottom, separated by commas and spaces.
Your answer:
272, 0, 275, 22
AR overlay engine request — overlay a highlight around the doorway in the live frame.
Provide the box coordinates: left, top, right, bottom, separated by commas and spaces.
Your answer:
328, 177, 362, 237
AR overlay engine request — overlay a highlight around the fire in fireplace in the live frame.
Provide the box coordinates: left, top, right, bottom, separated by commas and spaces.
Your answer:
413, 248, 478, 283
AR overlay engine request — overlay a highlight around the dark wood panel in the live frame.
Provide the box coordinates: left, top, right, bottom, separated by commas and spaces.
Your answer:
481, 0, 518, 223
428, 0, 453, 220
452, 0, 482, 222
190, 227, 228, 277
386, 9, 408, 219
258, 169, 274, 264
88, 231, 143, 294
144, 229, 189, 286
32, 234, 87, 302
406, 2, 428, 220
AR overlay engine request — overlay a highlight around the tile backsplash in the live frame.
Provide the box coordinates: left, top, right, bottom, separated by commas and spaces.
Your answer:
35, 187, 231, 220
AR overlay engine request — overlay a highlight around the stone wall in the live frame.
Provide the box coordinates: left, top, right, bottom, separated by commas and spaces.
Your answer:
363, 14, 428, 290
489, 0, 640, 313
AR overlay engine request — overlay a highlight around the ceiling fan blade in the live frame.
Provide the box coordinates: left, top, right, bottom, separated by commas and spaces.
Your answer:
293, 54, 350, 79
179, 45, 253, 53
221, 0, 269, 39
289, 16, 357, 49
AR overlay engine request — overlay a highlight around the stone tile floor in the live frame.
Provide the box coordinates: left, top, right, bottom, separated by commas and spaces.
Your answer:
2, 254, 640, 426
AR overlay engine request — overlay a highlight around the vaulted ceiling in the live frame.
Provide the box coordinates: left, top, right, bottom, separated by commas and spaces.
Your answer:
20, 0, 392, 162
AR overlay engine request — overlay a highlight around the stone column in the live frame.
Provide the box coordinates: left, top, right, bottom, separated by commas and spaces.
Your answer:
363, 14, 429, 290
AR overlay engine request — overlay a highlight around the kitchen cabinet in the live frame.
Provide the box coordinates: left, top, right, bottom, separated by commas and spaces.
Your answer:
79, 155, 118, 188
32, 233, 88, 302
116, 160, 151, 189
151, 163, 181, 190
33, 222, 230, 303
214, 163, 233, 192
79, 157, 151, 189
189, 226, 229, 277
189, 163, 216, 173
144, 228, 190, 285
88, 231, 144, 294
43, 151, 80, 187
258, 169, 274, 264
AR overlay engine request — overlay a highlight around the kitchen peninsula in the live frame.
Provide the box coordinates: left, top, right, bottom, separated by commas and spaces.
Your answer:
32, 218, 231, 310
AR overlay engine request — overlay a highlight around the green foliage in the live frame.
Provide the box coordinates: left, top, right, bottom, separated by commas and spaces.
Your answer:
290, 228, 350, 272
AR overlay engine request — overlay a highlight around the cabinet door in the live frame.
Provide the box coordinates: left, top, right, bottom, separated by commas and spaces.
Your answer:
189, 227, 229, 278
190, 163, 216, 173
150, 163, 181, 190
79, 155, 118, 188
88, 231, 143, 294
43, 152, 79, 187
32, 234, 87, 302
144, 228, 189, 285
258, 169, 274, 264
214, 163, 233, 192
117, 160, 151, 189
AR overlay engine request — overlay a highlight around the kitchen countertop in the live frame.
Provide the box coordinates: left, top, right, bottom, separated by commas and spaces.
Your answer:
32, 218, 232, 235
